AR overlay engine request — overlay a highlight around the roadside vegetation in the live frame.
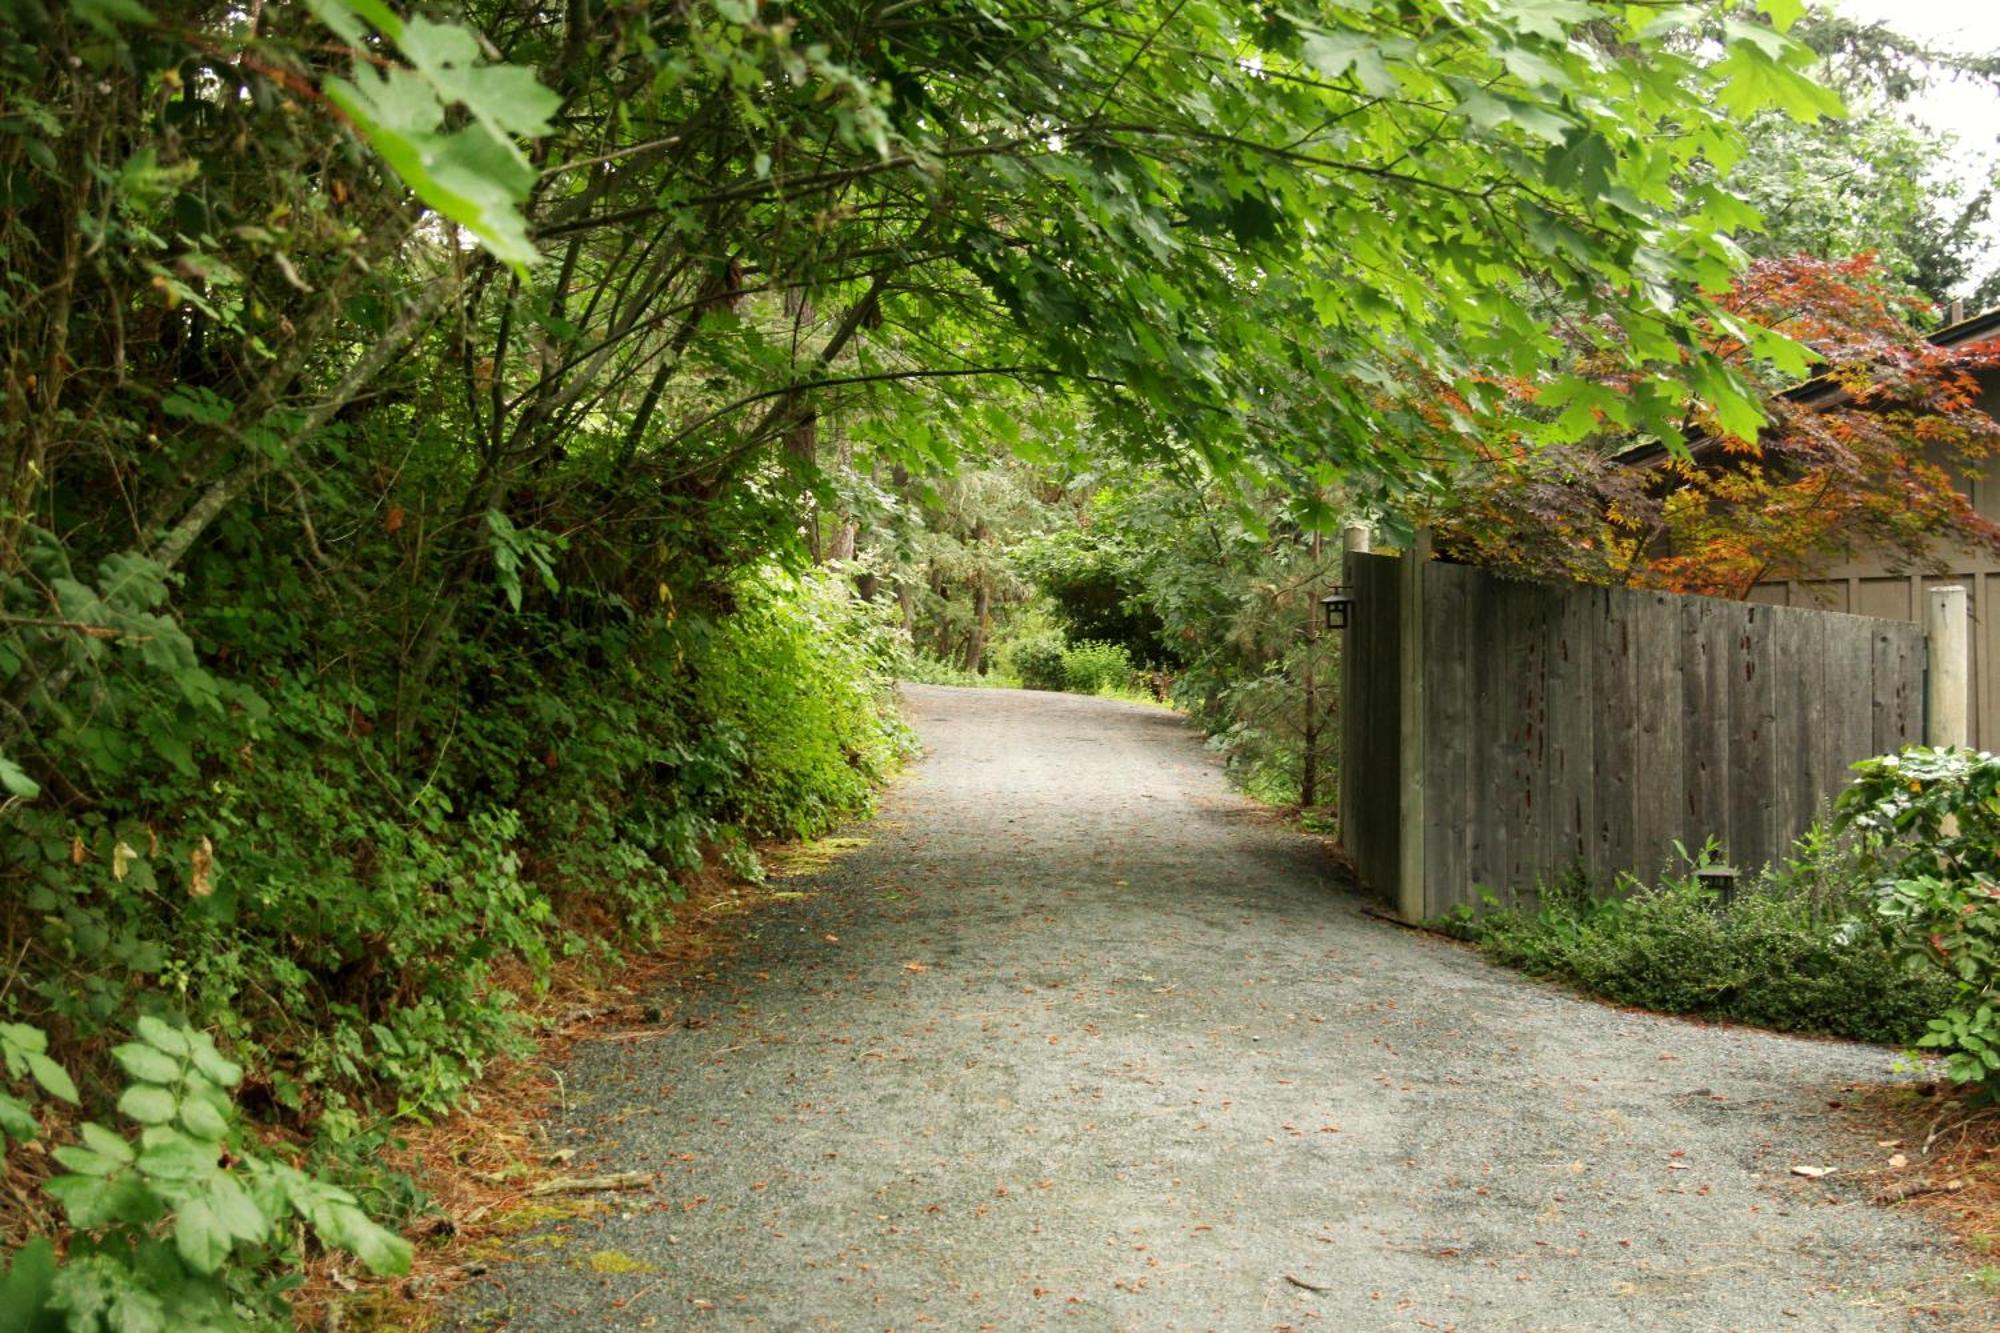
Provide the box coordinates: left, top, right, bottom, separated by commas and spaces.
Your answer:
1446, 748, 2000, 1092
1440, 830, 1956, 1046
1440, 745, 2000, 1259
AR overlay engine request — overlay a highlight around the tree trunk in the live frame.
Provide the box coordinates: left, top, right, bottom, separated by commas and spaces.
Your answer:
823, 433, 857, 563
961, 520, 991, 672
965, 576, 991, 673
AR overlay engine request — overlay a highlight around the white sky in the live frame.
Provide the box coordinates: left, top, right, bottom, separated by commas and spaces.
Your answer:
1831, 0, 2000, 298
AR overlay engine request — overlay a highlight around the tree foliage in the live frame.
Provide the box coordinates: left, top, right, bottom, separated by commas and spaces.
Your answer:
1436, 254, 2000, 595
1722, 7, 2000, 303
1840, 747, 2000, 1093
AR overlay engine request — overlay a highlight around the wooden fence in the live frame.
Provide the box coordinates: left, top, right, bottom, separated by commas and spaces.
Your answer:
1341, 549, 1930, 921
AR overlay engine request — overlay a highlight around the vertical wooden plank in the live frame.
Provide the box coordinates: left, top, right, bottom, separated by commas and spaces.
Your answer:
1871, 622, 1921, 754
1726, 603, 1778, 873
1632, 590, 1685, 882
1681, 597, 1732, 866
1508, 576, 1549, 899
1925, 585, 1971, 748
1826, 615, 1874, 797
1491, 574, 1533, 899
1898, 623, 1925, 749
1342, 553, 1399, 902
1767, 608, 1816, 860
1539, 583, 1563, 890
1551, 582, 1596, 880
1362, 553, 1401, 901
1539, 578, 1566, 875
1542, 576, 1573, 883
1979, 575, 1995, 751
1423, 563, 1471, 918
1796, 608, 1833, 820
1395, 533, 1432, 922
1591, 586, 1637, 886
1345, 558, 1363, 872
1340, 555, 1361, 874
1870, 623, 1894, 756
1533, 577, 1558, 894
1466, 565, 1505, 900
1376, 556, 1402, 898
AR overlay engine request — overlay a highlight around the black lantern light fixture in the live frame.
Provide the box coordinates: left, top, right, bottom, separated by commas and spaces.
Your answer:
1321, 586, 1354, 632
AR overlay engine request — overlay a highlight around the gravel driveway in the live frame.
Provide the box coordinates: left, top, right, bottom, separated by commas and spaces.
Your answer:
453, 684, 1974, 1330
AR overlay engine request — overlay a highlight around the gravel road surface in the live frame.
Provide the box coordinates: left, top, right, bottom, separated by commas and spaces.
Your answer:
452, 684, 1975, 1331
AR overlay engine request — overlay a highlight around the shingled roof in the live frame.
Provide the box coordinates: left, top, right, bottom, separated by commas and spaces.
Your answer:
1610, 304, 2000, 469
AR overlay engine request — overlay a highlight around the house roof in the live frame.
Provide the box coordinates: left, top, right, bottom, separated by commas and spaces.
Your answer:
1610, 304, 2000, 469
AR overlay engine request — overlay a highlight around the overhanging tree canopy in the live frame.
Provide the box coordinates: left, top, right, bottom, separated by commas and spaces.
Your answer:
5, 0, 1835, 604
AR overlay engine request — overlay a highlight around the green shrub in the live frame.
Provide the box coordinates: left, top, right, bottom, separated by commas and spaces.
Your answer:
1007, 633, 1069, 690
690, 571, 913, 841
1059, 640, 1135, 695
0, 561, 907, 1160
1839, 747, 2000, 1091
894, 648, 1017, 688
1196, 656, 1338, 807
1443, 838, 1952, 1046
897, 651, 979, 686
0, 1017, 408, 1326
990, 634, 1138, 696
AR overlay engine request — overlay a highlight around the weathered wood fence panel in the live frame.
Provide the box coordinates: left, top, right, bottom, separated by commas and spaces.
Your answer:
1340, 551, 1404, 901
1342, 553, 1929, 918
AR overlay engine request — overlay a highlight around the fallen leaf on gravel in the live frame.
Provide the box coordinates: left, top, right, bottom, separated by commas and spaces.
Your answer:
1887, 1153, 1908, 1169
903, 961, 929, 973
1789, 1165, 1835, 1179
822, 933, 839, 942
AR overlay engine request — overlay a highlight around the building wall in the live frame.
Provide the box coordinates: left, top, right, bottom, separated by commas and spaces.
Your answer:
1750, 378, 2000, 748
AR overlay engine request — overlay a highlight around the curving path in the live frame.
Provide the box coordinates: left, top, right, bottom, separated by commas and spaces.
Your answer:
454, 684, 1972, 1330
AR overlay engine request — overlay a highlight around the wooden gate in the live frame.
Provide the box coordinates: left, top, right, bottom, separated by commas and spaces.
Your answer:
1340, 549, 1930, 921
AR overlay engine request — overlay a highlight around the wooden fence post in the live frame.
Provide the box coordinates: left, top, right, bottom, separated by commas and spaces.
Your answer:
1338, 524, 1372, 849
1926, 585, 1970, 748
1396, 528, 1431, 922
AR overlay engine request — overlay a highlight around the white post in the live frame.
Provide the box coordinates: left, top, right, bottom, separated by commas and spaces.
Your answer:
1342, 523, 1372, 560
1926, 585, 1970, 749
